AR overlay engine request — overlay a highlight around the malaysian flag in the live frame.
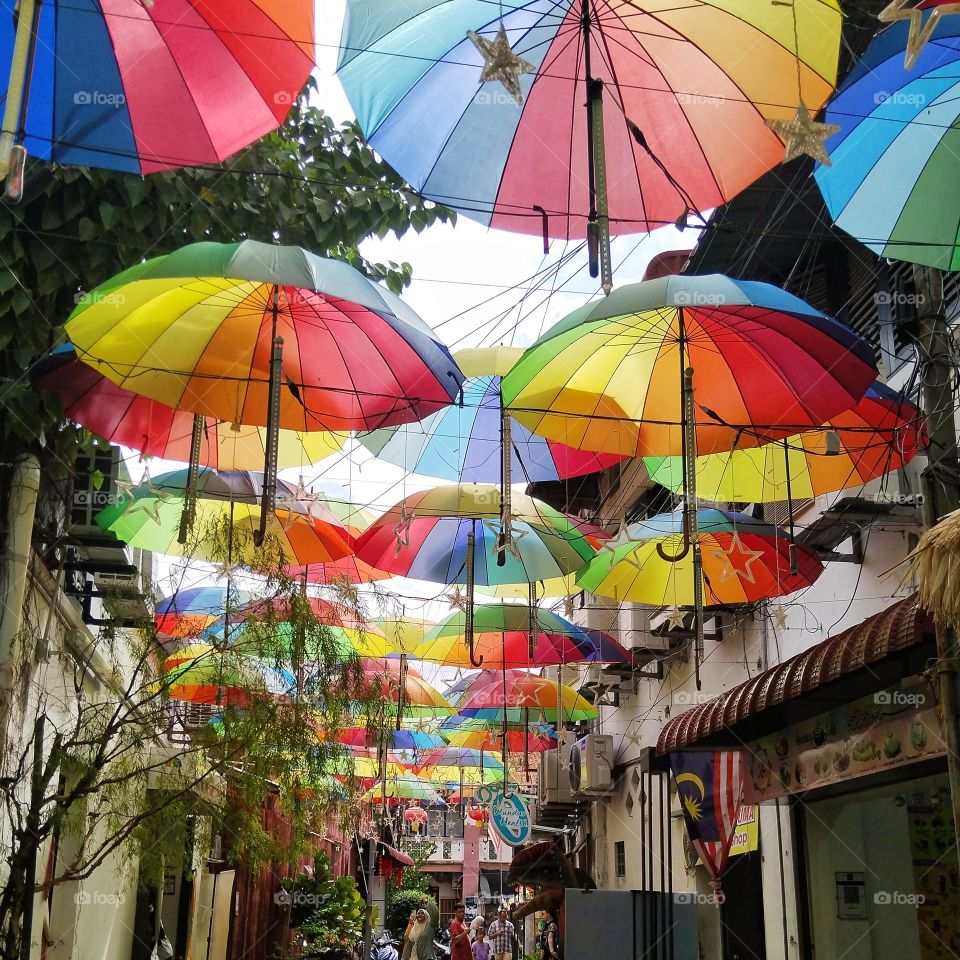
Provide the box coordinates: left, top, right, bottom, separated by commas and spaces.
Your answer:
670, 751, 745, 887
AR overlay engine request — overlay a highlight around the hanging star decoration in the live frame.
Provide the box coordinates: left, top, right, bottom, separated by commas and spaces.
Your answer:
467, 24, 535, 105
485, 516, 528, 561
446, 587, 468, 612
393, 504, 414, 557
772, 605, 789, 630
879, 0, 960, 70
602, 524, 641, 570
289, 477, 325, 521
563, 594, 576, 619
112, 477, 137, 517
584, 673, 619, 704
626, 729, 643, 747
214, 557, 240, 582
665, 607, 688, 631
708, 532, 765, 584
142, 467, 178, 504
765, 101, 840, 166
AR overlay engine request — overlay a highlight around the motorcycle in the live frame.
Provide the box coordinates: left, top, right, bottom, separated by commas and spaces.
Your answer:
433, 928, 451, 960
371, 931, 401, 960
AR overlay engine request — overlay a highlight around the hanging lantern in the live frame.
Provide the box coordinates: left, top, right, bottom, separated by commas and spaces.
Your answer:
467, 805, 488, 826
404, 806, 429, 834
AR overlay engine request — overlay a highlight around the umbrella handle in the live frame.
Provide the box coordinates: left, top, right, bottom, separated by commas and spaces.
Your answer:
468, 641, 484, 669
656, 530, 690, 563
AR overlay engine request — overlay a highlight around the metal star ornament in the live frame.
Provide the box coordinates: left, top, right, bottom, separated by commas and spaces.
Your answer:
772, 605, 789, 630
467, 25, 535, 105
563, 594, 576, 619
393, 504, 413, 556
708, 532, 765, 584
142, 467, 177, 504
602, 524, 641, 569
879, 1, 960, 70
665, 607, 688, 630
446, 587, 468, 612
765, 101, 840, 166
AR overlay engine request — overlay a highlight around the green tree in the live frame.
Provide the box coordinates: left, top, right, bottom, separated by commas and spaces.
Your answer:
0, 78, 453, 457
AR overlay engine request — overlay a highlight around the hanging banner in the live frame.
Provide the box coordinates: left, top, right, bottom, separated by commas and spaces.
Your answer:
489, 789, 531, 847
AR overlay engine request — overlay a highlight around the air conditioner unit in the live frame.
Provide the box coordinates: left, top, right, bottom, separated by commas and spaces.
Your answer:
569, 734, 615, 798
539, 733, 575, 805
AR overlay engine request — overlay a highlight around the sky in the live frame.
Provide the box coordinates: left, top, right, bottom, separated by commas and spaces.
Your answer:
140, 2, 698, 631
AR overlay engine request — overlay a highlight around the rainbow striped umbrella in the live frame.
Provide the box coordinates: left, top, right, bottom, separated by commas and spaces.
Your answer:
0, 0, 316, 173
156, 586, 250, 639
337, 1, 840, 240
577, 509, 823, 605
457, 669, 597, 724
441, 717, 557, 754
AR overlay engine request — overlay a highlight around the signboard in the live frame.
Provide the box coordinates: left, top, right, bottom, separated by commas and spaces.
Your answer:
747, 679, 945, 802
488, 787, 531, 847
727, 805, 759, 858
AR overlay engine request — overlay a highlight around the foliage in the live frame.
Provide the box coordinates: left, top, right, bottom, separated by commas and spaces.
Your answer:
386, 889, 436, 937
284, 852, 365, 944
399, 836, 439, 874
0, 76, 454, 456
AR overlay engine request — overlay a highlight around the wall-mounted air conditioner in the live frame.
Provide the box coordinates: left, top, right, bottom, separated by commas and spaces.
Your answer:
569, 734, 615, 798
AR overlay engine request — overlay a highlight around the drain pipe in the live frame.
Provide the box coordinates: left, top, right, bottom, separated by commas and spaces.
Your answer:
0, 454, 41, 704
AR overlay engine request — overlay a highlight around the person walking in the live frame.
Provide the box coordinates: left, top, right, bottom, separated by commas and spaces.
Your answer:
469, 912, 486, 942
401, 902, 439, 960
471, 929, 491, 960
486, 908, 517, 960
450, 903, 473, 960
539, 908, 560, 960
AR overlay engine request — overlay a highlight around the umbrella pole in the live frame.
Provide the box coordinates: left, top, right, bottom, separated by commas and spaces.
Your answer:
177, 413, 204, 545
467, 522, 483, 667
783, 440, 799, 576
0, 0, 36, 178
581, 0, 613, 294
255, 286, 283, 547
526, 582, 537, 773
396, 654, 406, 731
498, 405, 512, 567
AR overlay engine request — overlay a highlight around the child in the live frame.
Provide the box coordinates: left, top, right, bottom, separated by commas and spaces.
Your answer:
472, 929, 491, 960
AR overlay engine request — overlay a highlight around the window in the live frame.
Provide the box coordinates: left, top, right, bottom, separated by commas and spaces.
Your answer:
614, 841, 626, 878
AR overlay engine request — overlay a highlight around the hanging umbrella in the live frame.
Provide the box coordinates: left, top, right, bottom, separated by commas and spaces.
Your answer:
65, 240, 462, 433
334, 727, 448, 751
337, 0, 840, 280
358, 347, 622, 482
477, 576, 580, 600
413, 603, 630, 668
362, 775, 445, 805
815, 14, 960, 271
31, 344, 346, 470
354, 484, 596, 586
576, 509, 823, 606
156, 585, 250, 639
441, 718, 557, 754
159, 645, 293, 705
0, 0, 315, 174
643, 382, 926, 503
415, 764, 513, 787
374, 616, 437, 655
457, 669, 597, 723
502, 274, 877, 458
351, 659, 456, 717
414, 747, 506, 771
95, 469, 354, 566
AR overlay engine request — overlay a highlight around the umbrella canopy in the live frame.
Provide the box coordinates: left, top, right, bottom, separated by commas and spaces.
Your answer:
442, 721, 557, 754
355, 484, 596, 586
413, 603, 630, 668
644, 382, 926, 503
159, 645, 292, 705
358, 347, 621, 481
30, 344, 346, 470
337, 0, 840, 238
335, 727, 448, 751
156, 585, 250, 639
352, 659, 456, 717
477, 576, 580, 599
375, 616, 436, 655
362, 775, 445, 805
502, 274, 877, 458
95, 470, 354, 566
414, 747, 505, 771
416, 765, 513, 787
456, 669, 597, 723
2, 0, 315, 173
815, 15, 960, 271
577, 509, 823, 605
66, 240, 463, 432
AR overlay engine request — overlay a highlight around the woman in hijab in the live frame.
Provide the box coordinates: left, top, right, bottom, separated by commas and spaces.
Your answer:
401, 901, 439, 960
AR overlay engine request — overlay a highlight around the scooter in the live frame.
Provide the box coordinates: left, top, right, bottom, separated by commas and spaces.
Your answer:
371, 931, 401, 960
433, 928, 451, 960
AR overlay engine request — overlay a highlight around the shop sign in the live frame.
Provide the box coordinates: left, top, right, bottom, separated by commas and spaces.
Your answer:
746, 679, 945, 802
727, 805, 759, 858
489, 788, 531, 847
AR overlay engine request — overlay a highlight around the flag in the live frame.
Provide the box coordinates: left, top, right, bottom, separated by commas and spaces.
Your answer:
670, 751, 745, 888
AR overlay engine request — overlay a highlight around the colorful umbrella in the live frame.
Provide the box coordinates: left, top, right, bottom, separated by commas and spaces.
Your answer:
374, 616, 436, 655
352, 659, 456, 717
413, 603, 630, 668
643, 382, 926, 503
65, 240, 463, 433
354, 484, 596, 586
156, 585, 250, 639
414, 747, 505, 771
362, 775, 445, 805
159, 645, 292, 705
477, 576, 580, 600
456, 669, 597, 723
441, 720, 557, 754
502, 275, 877, 458
0, 1, 315, 173
815, 14, 960, 270
416, 765, 513, 787
358, 347, 621, 482
337, 1, 840, 241
576, 509, 823, 605
31, 344, 346, 470
335, 727, 448, 751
